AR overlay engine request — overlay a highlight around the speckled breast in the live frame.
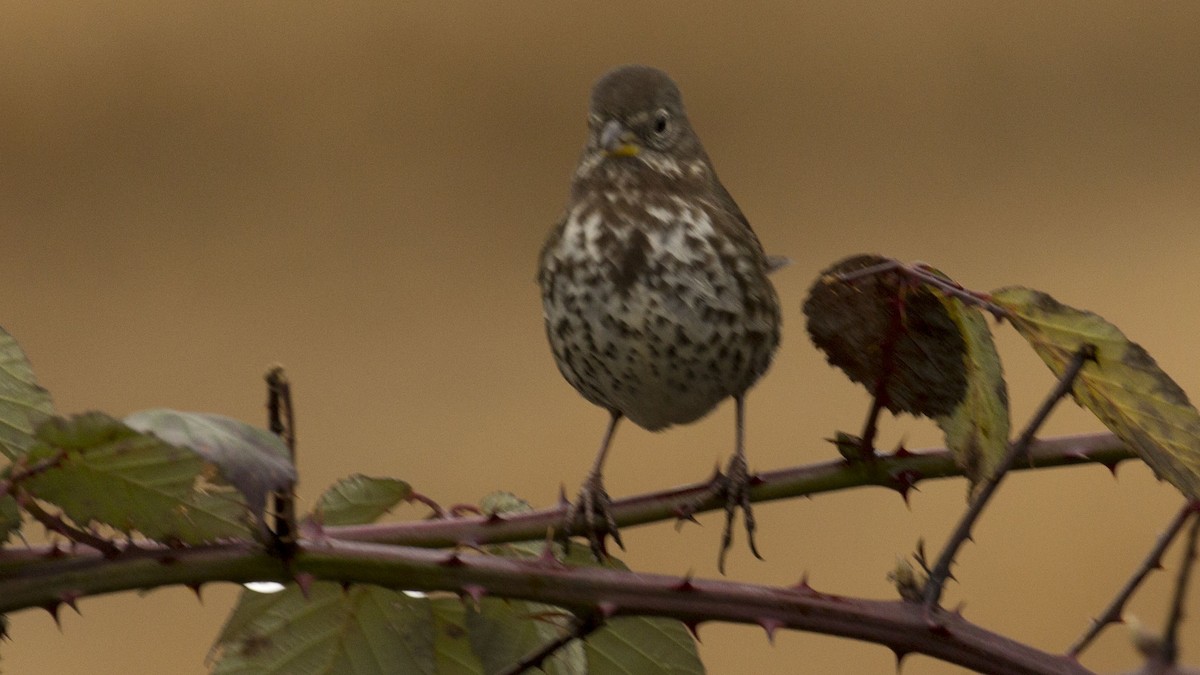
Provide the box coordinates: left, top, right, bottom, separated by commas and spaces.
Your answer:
540, 194, 780, 431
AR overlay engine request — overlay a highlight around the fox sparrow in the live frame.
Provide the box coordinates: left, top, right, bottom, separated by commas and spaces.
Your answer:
538, 64, 781, 570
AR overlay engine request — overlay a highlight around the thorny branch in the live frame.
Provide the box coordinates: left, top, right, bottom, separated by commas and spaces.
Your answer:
0, 430, 1163, 675
921, 345, 1095, 608
322, 431, 1134, 550
0, 537, 1094, 675
1163, 507, 1200, 664
1069, 501, 1200, 656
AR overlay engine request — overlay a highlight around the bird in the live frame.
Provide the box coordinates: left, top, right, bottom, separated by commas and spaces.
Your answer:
538, 64, 781, 571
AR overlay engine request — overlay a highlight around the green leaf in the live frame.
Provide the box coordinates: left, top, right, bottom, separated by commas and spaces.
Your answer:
216, 578, 701, 675
125, 409, 296, 530
212, 583, 438, 675
314, 475, 412, 526
584, 616, 705, 675
23, 413, 252, 543
0, 494, 20, 544
557, 549, 705, 674
479, 491, 533, 517
466, 598, 584, 675
0, 326, 55, 461
933, 294, 1011, 493
804, 255, 968, 419
994, 286, 1200, 499
429, 598, 484, 675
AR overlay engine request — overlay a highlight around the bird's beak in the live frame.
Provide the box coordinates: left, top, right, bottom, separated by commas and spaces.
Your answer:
600, 119, 640, 157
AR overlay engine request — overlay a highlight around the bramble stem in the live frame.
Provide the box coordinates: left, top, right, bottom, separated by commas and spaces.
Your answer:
1068, 501, 1199, 656
922, 346, 1094, 608
1162, 504, 1200, 663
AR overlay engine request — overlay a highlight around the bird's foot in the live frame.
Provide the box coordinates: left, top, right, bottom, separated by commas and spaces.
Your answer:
562, 472, 623, 560
680, 453, 761, 573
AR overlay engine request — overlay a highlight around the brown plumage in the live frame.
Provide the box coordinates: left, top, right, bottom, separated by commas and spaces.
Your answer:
539, 65, 781, 569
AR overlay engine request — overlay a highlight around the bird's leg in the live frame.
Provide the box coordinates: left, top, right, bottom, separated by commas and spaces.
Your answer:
564, 411, 624, 558
675, 395, 761, 572
716, 394, 761, 573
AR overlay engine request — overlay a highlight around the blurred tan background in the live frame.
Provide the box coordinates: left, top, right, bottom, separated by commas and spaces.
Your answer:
3, 2, 1200, 673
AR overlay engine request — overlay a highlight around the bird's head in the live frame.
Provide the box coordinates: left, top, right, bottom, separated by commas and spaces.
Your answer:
584, 65, 706, 168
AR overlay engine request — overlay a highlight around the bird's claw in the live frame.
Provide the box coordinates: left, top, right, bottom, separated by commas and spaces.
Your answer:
562, 472, 623, 559
722, 452, 761, 570
685, 452, 760, 574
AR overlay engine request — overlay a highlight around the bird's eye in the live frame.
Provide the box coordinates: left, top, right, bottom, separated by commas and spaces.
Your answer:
653, 109, 670, 134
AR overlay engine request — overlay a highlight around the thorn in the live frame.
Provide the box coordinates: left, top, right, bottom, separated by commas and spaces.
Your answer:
43, 601, 62, 629
670, 572, 698, 593
483, 511, 505, 525
186, 582, 205, 603
1101, 461, 1121, 478
461, 584, 487, 607
790, 573, 816, 595
58, 590, 82, 615
684, 620, 703, 642
294, 572, 315, 598
439, 552, 466, 568
558, 485, 570, 507
758, 617, 784, 644
672, 510, 700, 531
892, 647, 909, 673
340, 581, 352, 594
950, 602, 966, 618
891, 470, 922, 506
597, 601, 618, 618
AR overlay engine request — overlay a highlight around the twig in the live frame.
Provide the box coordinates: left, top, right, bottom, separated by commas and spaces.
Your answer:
1162, 504, 1200, 664
497, 611, 603, 675
833, 258, 1004, 318
857, 289, 902, 457
324, 431, 1134, 550
908, 264, 1005, 319
0, 432, 1132, 562
265, 365, 296, 458
922, 345, 1094, 608
1068, 500, 1199, 657
0, 452, 67, 497
18, 488, 121, 557
0, 537, 1097, 675
265, 366, 297, 551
